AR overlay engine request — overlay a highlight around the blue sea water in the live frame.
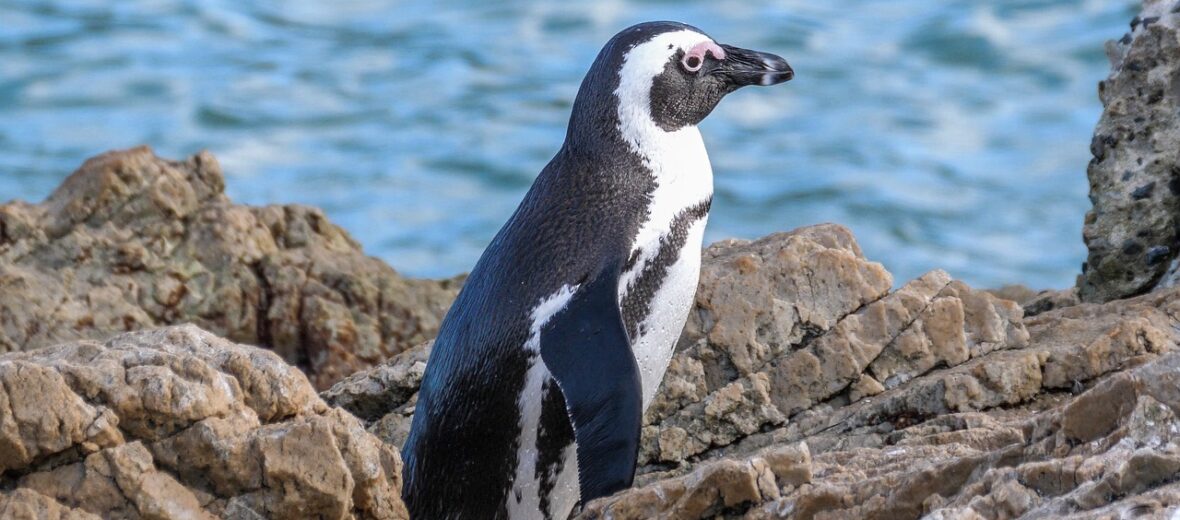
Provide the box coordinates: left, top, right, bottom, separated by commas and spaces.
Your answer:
0, 0, 1139, 289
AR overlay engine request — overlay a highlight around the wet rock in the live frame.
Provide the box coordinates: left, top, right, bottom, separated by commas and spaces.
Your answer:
0, 325, 408, 519
1078, 0, 1180, 303
0, 147, 459, 389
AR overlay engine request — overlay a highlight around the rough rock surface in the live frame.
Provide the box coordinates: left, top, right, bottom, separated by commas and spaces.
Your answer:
0, 147, 459, 388
327, 224, 1180, 519
583, 286, 1180, 519
0, 325, 408, 520
1078, 0, 1180, 303
634, 227, 1029, 471
986, 285, 1080, 318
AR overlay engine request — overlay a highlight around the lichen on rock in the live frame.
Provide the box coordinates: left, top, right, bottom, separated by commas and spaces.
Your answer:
1078, 0, 1180, 303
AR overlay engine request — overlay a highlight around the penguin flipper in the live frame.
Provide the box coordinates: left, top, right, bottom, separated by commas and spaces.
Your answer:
539, 266, 641, 503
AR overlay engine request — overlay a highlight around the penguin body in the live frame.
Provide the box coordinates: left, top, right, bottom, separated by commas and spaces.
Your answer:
402, 21, 792, 519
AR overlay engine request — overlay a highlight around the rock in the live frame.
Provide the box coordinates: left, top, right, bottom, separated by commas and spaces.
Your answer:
0, 325, 408, 520
580, 442, 812, 519
321, 341, 433, 449
637, 243, 1029, 468
0, 489, 99, 520
326, 222, 1180, 519
1078, 0, 1180, 303
986, 285, 1081, 317
984, 284, 1041, 306
1020, 288, 1081, 318
581, 286, 1180, 519
0, 147, 460, 389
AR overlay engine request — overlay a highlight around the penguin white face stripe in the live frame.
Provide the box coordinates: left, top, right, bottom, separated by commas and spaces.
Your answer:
614, 30, 716, 156
508, 284, 579, 518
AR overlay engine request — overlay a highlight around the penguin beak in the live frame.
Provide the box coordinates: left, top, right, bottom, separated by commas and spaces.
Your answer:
712, 44, 793, 87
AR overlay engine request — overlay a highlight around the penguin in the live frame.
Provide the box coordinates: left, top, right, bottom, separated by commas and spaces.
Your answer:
402, 21, 793, 519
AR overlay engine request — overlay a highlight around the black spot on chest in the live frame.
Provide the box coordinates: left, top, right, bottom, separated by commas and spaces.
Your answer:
535, 379, 575, 518
621, 198, 711, 340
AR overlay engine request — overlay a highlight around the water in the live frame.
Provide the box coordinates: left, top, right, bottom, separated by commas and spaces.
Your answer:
0, 0, 1139, 289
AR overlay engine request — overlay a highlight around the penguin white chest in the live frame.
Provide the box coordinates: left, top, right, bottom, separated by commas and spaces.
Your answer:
612, 32, 719, 409
621, 211, 708, 409
616, 126, 714, 410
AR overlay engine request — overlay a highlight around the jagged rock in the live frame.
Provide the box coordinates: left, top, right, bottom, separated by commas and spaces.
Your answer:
326, 222, 1180, 519
582, 288, 1180, 519
321, 340, 433, 449
0, 325, 408, 520
580, 443, 812, 519
0, 147, 459, 388
0, 488, 99, 520
1078, 0, 1180, 303
986, 285, 1080, 318
636, 234, 1029, 468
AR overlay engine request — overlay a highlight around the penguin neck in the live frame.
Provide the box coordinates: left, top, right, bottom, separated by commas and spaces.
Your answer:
564, 80, 715, 201
614, 90, 715, 245
618, 116, 713, 192
560, 63, 714, 265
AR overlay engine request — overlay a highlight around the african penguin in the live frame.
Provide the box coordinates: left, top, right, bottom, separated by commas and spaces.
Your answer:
402, 21, 793, 519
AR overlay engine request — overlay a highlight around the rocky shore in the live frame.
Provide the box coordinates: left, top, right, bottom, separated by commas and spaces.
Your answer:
3, 1, 1180, 518
0, 147, 459, 390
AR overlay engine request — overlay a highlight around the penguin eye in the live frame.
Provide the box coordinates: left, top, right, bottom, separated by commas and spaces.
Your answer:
680, 41, 723, 74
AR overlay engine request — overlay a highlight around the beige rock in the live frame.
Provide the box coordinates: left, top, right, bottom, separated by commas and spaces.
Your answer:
636, 263, 1028, 467
580, 443, 811, 520
0, 147, 459, 389
985, 285, 1082, 318
0, 325, 407, 520
639, 287, 1180, 519
0, 489, 100, 520
847, 374, 885, 402
322, 340, 433, 448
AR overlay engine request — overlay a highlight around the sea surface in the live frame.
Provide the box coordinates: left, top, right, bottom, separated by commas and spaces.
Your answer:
0, 0, 1140, 289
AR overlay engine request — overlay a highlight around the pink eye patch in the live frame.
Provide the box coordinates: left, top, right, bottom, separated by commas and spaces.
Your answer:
682, 41, 726, 71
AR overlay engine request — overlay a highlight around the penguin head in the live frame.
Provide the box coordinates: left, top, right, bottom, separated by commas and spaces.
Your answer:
570, 21, 792, 140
